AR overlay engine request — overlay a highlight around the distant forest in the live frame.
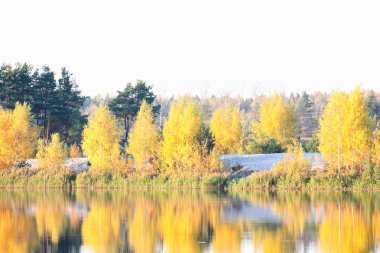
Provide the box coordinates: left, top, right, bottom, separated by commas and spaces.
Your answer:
1, 62, 380, 150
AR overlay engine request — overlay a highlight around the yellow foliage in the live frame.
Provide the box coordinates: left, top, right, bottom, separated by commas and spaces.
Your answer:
372, 121, 380, 166
0, 208, 38, 253
318, 87, 371, 173
273, 143, 311, 176
161, 97, 203, 171
82, 104, 123, 171
69, 144, 81, 158
0, 103, 37, 169
82, 201, 124, 253
210, 106, 242, 154
254, 94, 297, 146
36, 133, 66, 170
319, 204, 370, 253
127, 101, 159, 169
35, 201, 65, 244
212, 223, 242, 253
128, 201, 158, 253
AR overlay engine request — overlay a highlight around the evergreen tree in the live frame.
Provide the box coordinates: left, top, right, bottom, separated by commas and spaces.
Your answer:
30, 66, 59, 139
11, 63, 33, 105
0, 64, 13, 108
55, 67, 86, 144
109, 80, 160, 144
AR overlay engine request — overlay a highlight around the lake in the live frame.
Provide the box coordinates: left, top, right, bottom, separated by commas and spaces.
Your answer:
0, 190, 379, 253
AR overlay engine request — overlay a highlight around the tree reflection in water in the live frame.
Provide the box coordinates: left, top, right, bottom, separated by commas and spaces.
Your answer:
1, 190, 380, 252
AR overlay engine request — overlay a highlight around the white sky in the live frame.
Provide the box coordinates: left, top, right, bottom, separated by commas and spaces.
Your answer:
1, 0, 380, 97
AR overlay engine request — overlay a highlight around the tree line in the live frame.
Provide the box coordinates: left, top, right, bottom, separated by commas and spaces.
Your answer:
1, 62, 380, 177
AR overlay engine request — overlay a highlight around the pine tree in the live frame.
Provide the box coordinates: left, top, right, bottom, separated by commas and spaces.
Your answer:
161, 97, 203, 171
30, 66, 59, 139
210, 106, 242, 154
55, 67, 86, 144
127, 101, 160, 169
82, 105, 122, 171
109, 80, 160, 144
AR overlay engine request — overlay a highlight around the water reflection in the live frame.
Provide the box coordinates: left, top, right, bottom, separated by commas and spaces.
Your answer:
1, 190, 380, 252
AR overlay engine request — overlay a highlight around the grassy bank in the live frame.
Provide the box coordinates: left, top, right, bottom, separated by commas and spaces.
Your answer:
0, 167, 74, 188
76, 170, 229, 189
0, 168, 229, 189
228, 170, 380, 191
2, 166, 380, 191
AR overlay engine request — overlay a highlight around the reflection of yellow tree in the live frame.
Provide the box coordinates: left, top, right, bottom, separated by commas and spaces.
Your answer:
319, 203, 370, 253
159, 201, 203, 253
0, 208, 37, 253
35, 201, 66, 244
82, 200, 125, 253
252, 228, 295, 253
372, 213, 380, 242
128, 200, 158, 253
212, 222, 243, 253
270, 194, 311, 238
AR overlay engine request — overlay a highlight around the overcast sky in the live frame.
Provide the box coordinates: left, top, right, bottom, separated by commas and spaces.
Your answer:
1, 0, 379, 97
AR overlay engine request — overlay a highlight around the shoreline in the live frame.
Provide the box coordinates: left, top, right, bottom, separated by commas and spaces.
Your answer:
2, 167, 380, 191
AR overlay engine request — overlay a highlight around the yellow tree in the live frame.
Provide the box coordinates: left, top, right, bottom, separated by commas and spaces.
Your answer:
0, 103, 37, 169
210, 106, 242, 154
36, 133, 66, 170
82, 104, 122, 171
318, 88, 371, 173
372, 121, 380, 166
127, 101, 160, 169
318, 92, 347, 173
161, 97, 203, 171
254, 94, 297, 146
344, 87, 371, 168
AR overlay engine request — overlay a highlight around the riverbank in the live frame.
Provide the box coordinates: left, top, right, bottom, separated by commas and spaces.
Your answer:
0, 168, 230, 189
228, 170, 380, 191
2, 166, 380, 191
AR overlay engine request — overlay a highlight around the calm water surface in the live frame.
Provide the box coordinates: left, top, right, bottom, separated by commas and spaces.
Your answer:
1, 189, 380, 253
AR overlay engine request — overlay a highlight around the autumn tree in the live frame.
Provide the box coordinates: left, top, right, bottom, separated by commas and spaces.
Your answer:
161, 97, 203, 171
253, 94, 297, 146
318, 88, 371, 174
82, 105, 123, 171
36, 133, 66, 170
0, 103, 37, 169
127, 101, 159, 169
210, 106, 242, 154
372, 121, 380, 167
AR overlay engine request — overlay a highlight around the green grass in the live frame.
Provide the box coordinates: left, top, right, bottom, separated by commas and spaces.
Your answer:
0, 167, 74, 188
74, 170, 229, 189
229, 170, 380, 191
